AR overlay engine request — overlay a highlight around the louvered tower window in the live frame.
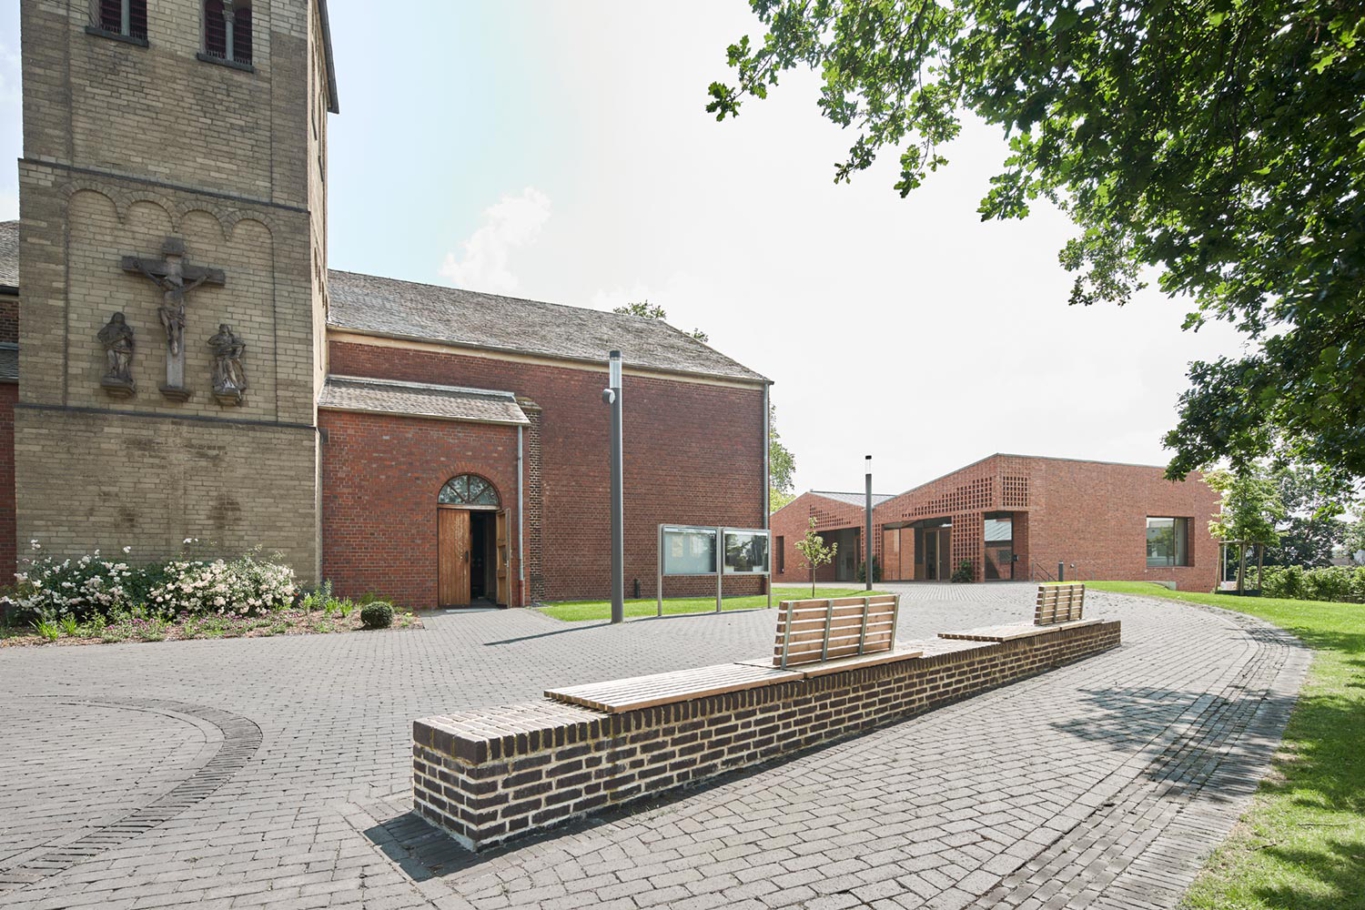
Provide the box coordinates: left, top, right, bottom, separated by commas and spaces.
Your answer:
97, 0, 147, 39
204, 0, 253, 66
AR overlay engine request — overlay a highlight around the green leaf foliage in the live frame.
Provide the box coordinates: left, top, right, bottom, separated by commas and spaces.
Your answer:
1206, 465, 1286, 547
612, 300, 709, 342
709, 1, 1365, 482
769, 403, 796, 496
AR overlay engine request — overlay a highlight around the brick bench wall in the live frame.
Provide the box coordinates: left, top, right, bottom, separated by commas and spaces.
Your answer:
413, 620, 1121, 850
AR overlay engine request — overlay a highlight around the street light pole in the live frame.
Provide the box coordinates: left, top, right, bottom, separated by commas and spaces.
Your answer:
865, 455, 873, 592
603, 351, 625, 623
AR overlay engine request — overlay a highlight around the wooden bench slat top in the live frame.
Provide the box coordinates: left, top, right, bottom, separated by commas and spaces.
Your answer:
780, 595, 897, 611
939, 618, 1101, 643
773, 619, 893, 645
779, 609, 894, 627
737, 644, 925, 678
545, 663, 802, 714
775, 632, 894, 658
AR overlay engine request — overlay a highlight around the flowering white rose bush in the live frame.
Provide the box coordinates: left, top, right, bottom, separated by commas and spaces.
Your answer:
146, 555, 296, 616
10, 552, 135, 621
7, 545, 297, 622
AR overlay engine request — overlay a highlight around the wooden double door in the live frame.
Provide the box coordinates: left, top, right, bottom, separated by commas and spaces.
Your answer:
438, 508, 511, 606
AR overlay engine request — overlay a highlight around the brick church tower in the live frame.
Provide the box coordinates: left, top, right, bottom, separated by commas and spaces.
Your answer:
15, 0, 338, 580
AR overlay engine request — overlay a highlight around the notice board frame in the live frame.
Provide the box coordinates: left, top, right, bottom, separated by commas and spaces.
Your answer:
657, 524, 772, 616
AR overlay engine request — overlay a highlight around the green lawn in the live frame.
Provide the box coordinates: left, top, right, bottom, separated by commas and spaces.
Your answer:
1089, 581, 1365, 910
536, 586, 890, 622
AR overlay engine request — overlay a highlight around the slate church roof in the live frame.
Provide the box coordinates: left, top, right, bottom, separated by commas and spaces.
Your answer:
318, 376, 530, 426
0, 223, 768, 385
327, 270, 768, 384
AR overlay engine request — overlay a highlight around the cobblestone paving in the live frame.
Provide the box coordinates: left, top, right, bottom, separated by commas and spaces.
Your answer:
0, 585, 1308, 910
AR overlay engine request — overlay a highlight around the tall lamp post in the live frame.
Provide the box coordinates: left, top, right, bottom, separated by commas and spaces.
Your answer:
603, 351, 625, 623
865, 455, 873, 591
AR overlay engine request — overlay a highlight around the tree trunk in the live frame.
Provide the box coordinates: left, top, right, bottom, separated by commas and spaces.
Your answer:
810, 566, 815, 597
1237, 543, 1247, 594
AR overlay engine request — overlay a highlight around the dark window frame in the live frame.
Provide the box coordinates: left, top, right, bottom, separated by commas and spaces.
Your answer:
201, 0, 254, 70
1146, 516, 1191, 568
87, 0, 149, 46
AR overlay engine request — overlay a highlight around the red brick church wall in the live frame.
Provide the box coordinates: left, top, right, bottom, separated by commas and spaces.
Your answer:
319, 408, 521, 609
327, 341, 767, 603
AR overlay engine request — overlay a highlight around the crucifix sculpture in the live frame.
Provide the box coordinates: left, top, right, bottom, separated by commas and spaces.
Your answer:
121, 237, 226, 401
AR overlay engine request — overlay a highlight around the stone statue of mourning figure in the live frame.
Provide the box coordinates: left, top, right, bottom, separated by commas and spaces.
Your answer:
208, 323, 248, 405
97, 312, 136, 398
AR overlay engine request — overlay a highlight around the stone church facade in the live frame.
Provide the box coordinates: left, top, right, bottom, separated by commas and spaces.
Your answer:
2, 0, 769, 608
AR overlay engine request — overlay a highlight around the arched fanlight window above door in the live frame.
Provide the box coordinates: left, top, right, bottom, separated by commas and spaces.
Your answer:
438, 474, 500, 508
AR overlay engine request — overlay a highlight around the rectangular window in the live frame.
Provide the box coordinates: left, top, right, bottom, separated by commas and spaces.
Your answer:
98, 0, 147, 39
1146, 517, 1190, 567
775, 537, 784, 573
203, 0, 252, 66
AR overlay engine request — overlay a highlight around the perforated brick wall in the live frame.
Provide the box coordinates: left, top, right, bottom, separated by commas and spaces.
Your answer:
413, 620, 1122, 850
775, 456, 1220, 589
769, 492, 872, 585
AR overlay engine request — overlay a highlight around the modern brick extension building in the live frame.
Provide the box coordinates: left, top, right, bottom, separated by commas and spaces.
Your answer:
771, 455, 1221, 592
1, 0, 768, 608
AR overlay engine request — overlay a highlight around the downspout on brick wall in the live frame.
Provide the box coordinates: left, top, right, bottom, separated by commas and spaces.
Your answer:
517, 424, 525, 604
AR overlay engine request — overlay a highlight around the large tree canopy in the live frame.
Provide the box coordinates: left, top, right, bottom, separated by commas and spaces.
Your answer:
708, 0, 1364, 482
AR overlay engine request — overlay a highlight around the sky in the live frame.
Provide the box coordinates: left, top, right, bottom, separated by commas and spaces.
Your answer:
0, 0, 1249, 496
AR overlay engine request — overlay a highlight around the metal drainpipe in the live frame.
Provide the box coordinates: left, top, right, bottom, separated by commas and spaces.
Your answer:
517, 424, 525, 603
764, 383, 771, 608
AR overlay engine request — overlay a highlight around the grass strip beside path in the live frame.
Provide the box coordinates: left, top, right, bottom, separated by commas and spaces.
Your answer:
537, 587, 891, 622
1088, 581, 1365, 910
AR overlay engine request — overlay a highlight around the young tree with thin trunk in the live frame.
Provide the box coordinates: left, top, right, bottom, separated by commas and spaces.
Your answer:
1207, 467, 1285, 594
795, 517, 837, 597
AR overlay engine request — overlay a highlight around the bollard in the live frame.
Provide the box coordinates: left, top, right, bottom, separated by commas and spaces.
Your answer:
1058, 561, 1065, 583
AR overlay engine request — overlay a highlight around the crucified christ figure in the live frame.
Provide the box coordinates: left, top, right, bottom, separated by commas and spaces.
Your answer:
140, 264, 208, 358
120, 238, 226, 397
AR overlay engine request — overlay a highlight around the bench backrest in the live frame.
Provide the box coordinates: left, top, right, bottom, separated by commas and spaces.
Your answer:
774, 595, 900, 668
1035, 583, 1085, 625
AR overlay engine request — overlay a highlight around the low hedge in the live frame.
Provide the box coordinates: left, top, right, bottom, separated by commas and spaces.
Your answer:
1245, 564, 1365, 603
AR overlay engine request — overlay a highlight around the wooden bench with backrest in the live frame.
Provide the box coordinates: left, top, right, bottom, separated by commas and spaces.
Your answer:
546, 594, 908, 714
1035, 583, 1085, 625
939, 583, 1094, 643
773, 594, 900, 669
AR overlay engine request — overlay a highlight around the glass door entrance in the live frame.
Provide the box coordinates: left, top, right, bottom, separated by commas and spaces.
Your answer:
983, 512, 1014, 580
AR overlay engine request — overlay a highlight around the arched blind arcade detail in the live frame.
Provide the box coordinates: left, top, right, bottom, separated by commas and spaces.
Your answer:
438, 475, 500, 508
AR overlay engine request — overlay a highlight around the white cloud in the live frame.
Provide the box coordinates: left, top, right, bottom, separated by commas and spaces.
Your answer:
0, 189, 16, 222
589, 282, 655, 313
439, 187, 551, 295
